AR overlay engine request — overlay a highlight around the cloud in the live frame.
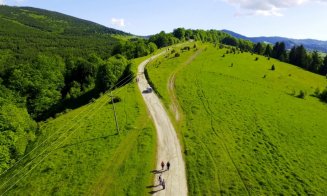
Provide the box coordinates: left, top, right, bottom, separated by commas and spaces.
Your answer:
226, 0, 327, 16
111, 18, 125, 27
0, 0, 27, 5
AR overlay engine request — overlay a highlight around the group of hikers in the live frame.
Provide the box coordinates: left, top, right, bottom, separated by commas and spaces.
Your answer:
158, 161, 170, 190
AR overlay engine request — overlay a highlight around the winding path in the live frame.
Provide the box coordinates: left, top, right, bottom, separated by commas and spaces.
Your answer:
137, 52, 188, 196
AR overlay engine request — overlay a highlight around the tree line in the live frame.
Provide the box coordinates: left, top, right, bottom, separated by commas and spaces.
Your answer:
252, 42, 327, 76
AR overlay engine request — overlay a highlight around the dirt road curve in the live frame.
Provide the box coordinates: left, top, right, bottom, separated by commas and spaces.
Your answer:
137, 52, 188, 196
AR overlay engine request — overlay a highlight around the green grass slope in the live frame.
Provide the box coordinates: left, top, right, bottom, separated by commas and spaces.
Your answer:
147, 44, 327, 195
0, 79, 156, 195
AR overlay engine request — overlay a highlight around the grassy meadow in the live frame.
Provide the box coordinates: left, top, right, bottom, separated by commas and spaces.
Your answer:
0, 62, 156, 195
147, 44, 327, 195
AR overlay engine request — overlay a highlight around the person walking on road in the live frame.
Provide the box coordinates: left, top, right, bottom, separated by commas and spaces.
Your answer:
158, 174, 162, 185
161, 161, 165, 170
162, 179, 166, 190
167, 161, 170, 170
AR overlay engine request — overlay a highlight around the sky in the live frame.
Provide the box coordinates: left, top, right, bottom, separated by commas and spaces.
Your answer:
1, 0, 327, 40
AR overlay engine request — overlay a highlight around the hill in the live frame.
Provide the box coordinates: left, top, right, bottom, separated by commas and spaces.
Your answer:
222, 29, 327, 53
0, 5, 129, 59
0, 5, 153, 179
0, 77, 157, 195
0, 6, 128, 35
146, 43, 327, 195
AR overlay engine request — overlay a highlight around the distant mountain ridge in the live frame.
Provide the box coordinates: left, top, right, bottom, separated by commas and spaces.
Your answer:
222, 30, 327, 53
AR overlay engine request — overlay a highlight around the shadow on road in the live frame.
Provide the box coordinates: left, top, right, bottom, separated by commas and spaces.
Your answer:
148, 189, 163, 194
150, 169, 166, 174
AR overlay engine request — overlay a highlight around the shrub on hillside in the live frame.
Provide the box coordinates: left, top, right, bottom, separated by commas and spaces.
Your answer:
255, 57, 259, 61
175, 53, 180, 58
297, 90, 306, 99
271, 64, 275, 71
319, 87, 327, 103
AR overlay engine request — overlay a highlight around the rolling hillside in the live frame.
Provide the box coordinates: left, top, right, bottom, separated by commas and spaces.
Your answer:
0, 5, 138, 182
147, 43, 327, 195
0, 5, 129, 58
0, 56, 158, 195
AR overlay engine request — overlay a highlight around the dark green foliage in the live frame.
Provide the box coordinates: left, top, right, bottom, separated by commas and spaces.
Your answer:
181, 46, 190, 51
319, 87, 327, 103
221, 36, 238, 46
0, 95, 37, 173
173, 28, 186, 41
272, 42, 287, 61
255, 57, 259, 61
96, 55, 130, 92
264, 44, 273, 57
271, 64, 275, 70
320, 56, 327, 75
149, 31, 179, 48
253, 42, 265, 55
4, 55, 66, 118
289, 45, 308, 68
309, 51, 322, 73
108, 96, 122, 104
113, 39, 156, 59
175, 53, 181, 58
150, 28, 253, 53
297, 90, 306, 99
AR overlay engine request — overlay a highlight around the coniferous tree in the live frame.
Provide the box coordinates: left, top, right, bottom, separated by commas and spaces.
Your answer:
289, 46, 297, 65
320, 55, 327, 75
295, 45, 308, 68
272, 42, 287, 61
253, 42, 264, 55
309, 51, 321, 73
264, 44, 272, 57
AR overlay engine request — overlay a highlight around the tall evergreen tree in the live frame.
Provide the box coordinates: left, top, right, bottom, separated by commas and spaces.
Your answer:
295, 45, 308, 68
253, 42, 264, 55
264, 44, 272, 57
272, 42, 287, 61
320, 55, 327, 75
309, 51, 321, 73
289, 46, 297, 65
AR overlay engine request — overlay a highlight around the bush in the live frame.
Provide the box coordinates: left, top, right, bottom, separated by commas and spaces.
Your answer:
297, 90, 306, 99
255, 57, 259, 61
314, 88, 320, 97
319, 87, 327, 102
271, 64, 275, 71
175, 53, 180, 58
109, 96, 121, 104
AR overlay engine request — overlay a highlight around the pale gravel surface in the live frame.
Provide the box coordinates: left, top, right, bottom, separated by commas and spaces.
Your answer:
137, 52, 188, 196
